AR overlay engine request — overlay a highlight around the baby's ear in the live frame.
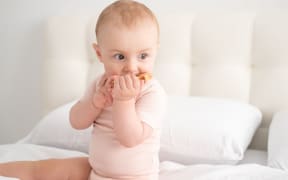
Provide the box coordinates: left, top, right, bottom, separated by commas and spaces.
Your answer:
92, 43, 103, 62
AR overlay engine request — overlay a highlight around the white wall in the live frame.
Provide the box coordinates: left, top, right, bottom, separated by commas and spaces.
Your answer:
0, 0, 288, 144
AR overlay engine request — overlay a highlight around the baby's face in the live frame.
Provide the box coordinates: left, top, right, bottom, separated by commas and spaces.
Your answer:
94, 20, 158, 76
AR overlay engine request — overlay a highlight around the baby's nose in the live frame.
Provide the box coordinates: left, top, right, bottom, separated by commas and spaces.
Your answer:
125, 60, 138, 72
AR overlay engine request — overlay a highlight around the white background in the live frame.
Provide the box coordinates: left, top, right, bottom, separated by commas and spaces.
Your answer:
0, 0, 288, 144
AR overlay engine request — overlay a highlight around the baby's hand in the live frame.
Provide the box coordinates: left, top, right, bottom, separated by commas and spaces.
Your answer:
112, 73, 144, 101
92, 75, 113, 109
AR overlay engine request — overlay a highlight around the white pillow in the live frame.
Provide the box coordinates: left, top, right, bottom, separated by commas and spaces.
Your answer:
18, 101, 92, 153
268, 111, 288, 171
160, 96, 262, 165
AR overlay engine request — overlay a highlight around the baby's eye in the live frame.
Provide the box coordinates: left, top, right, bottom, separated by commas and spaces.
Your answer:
114, 54, 125, 60
139, 53, 148, 60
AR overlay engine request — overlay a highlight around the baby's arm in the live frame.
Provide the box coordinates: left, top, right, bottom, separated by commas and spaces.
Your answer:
70, 75, 113, 129
112, 99, 152, 147
69, 98, 102, 130
111, 74, 153, 147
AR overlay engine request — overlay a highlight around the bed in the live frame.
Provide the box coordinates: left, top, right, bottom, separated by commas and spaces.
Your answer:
1, 12, 288, 179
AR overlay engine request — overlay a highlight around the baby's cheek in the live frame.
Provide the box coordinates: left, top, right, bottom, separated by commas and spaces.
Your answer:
104, 64, 120, 74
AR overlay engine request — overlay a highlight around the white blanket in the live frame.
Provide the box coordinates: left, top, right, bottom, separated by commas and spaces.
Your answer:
0, 144, 87, 163
1, 144, 288, 180
160, 161, 288, 180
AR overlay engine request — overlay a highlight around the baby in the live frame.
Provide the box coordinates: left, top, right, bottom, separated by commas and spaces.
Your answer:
70, 0, 166, 179
0, 1, 166, 180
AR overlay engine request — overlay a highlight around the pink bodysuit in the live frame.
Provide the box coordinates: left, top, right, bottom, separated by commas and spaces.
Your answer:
85, 75, 166, 180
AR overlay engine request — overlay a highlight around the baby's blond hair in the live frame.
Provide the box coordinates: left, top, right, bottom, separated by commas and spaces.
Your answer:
95, 0, 159, 41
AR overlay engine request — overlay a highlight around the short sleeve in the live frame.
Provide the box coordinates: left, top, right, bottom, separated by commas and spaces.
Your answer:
136, 80, 167, 129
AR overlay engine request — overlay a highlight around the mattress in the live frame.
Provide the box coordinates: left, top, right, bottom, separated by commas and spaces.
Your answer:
1, 143, 287, 180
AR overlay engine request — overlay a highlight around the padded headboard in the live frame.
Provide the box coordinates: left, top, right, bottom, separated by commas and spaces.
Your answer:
43, 12, 288, 150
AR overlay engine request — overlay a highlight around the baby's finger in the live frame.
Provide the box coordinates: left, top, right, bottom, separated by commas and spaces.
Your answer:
98, 74, 108, 87
113, 76, 120, 90
125, 74, 133, 89
119, 76, 126, 89
132, 74, 140, 89
104, 76, 114, 90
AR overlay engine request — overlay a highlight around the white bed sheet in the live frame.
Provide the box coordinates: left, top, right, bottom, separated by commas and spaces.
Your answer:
0, 144, 287, 180
159, 161, 288, 180
0, 177, 18, 180
0, 144, 87, 163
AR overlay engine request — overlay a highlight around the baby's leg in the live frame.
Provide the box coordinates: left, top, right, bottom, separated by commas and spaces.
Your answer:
0, 157, 91, 180
0, 160, 36, 180
35, 157, 91, 180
